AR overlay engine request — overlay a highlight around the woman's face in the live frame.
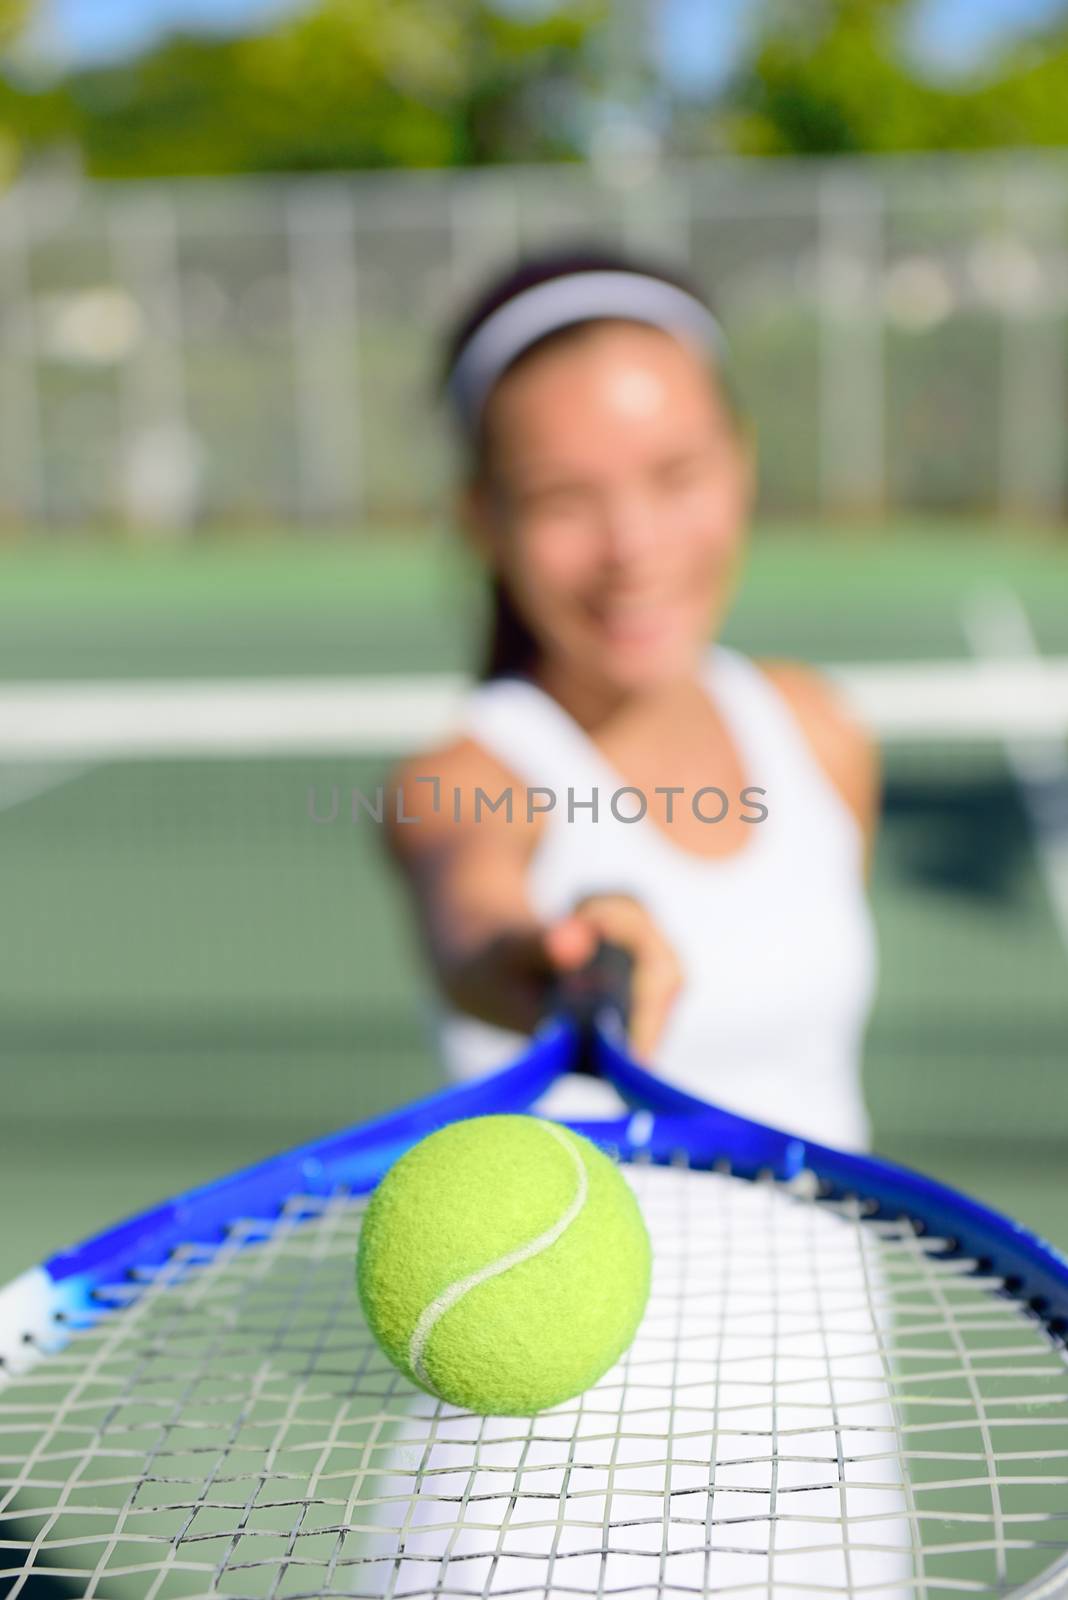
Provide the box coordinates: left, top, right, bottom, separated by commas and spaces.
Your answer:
466, 321, 753, 694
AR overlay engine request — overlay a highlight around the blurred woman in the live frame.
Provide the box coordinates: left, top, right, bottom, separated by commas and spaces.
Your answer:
374, 246, 909, 1598
387, 244, 880, 1148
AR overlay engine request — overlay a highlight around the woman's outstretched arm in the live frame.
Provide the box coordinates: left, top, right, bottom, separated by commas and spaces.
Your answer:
384, 737, 681, 1058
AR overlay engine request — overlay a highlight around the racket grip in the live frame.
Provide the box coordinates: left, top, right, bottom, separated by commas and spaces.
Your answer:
547, 939, 634, 1074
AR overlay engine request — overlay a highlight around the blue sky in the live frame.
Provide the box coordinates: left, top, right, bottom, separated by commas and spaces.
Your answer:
23, 0, 1068, 84
26, 0, 299, 66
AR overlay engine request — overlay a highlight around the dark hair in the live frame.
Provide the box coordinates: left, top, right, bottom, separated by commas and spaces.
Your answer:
440, 242, 725, 681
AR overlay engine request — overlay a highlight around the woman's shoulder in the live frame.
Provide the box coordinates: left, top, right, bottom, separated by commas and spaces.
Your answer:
384, 733, 543, 864
751, 655, 880, 857
754, 656, 868, 739
387, 732, 520, 803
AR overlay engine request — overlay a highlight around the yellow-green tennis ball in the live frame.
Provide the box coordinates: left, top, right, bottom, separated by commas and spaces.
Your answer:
356, 1114, 652, 1415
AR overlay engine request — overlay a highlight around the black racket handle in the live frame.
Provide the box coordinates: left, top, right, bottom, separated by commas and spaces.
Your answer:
546, 939, 634, 1074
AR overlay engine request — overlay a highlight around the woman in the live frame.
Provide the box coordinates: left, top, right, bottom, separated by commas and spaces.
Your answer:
373, 247, 909, 1597
387, 243, 879, 1150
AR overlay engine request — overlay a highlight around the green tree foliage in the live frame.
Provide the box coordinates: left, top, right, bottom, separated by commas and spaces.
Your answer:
950, 33, 1068, 147
0, 0, 28, 160
0, 0, 28, 49
0, 0, 29, 180
0, 0, 606, 177
9, 0, 1068, 175
727, 0, 1068, 155
728, 0, 918, 154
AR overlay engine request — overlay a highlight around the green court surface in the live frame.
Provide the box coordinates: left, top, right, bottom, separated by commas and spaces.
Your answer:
1, 522, 1066, 1294
1, 519, 1067, 678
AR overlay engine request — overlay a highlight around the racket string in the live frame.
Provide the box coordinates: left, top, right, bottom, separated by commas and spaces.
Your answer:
3, 1167, 1068, 1597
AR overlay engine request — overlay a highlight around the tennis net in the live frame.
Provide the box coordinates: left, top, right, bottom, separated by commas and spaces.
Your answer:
2, 659, 1067, 758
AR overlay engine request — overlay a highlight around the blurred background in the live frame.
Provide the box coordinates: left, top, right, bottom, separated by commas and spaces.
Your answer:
1, 0, 1066, 1294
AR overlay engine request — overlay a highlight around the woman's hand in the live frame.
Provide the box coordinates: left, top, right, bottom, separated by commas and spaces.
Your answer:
543, 893, 684, 1062
444, 894, 682, 1063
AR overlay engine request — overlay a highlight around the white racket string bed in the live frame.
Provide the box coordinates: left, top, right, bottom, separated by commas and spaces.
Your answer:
2, 945, 1068, 1599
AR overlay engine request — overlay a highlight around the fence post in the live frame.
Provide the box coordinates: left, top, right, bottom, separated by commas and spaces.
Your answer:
818, 166, 886, 519
0, 183, 45, 525
286, 181, 363, 527
619, 167, 692, 265
998, 164, 1066, 525
110, 186, 197, 532
447, 175, 522, 301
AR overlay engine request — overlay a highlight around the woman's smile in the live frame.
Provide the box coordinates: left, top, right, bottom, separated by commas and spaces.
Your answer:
583, 592, 687, 648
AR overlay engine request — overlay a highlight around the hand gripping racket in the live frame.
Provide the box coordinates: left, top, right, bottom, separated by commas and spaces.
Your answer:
3, 942, 1068, 1598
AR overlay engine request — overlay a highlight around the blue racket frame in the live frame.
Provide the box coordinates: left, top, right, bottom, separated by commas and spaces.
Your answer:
6, 1013, 1066, 1362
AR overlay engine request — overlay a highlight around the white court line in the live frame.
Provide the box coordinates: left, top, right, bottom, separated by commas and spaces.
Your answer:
960, 585, 1068, 956
0, 761, 91, 816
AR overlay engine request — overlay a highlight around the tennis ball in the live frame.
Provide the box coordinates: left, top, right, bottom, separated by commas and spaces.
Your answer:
356, 1114, 651, 1415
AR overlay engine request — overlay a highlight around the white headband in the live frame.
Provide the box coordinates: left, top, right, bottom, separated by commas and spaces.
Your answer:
447, 269, 726, 433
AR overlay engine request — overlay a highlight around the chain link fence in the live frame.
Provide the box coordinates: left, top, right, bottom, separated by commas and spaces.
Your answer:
2, 152, 1067, 532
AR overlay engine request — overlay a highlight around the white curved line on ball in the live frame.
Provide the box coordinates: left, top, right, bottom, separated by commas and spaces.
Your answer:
407, 1123, 589, 1394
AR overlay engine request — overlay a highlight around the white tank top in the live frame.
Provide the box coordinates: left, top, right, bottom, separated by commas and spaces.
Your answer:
430, 644, 877, 1151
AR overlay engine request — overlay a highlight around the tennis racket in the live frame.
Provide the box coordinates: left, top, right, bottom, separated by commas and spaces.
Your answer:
2, 942, 1068, 1598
